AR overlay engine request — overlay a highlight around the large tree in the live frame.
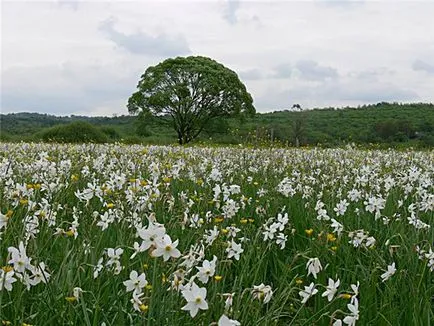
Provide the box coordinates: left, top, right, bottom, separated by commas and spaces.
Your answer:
127, 56, 255, 144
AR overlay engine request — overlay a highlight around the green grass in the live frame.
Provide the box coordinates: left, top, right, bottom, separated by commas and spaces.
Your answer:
0, 143, 433, 325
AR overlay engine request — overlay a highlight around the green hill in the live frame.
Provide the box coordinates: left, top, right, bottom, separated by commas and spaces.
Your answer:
1, 102, 433, 147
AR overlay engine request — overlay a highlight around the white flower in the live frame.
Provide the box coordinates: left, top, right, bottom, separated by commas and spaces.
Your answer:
226, 240, 244, 261
334, 199, 349, 216
223, 292, 235, 310
0, 270, 17, 291
380, 262, 396, 282
151, 234, 181, 261
306, 257, 323, 279
130, 241, 146, 259
218, 314, 241, 326
28, 262, 51, 286
350, 281, 359, 303
343, 297, 359, 326
8, 241, 32, 273
181, 282, 209, 318
299, 282, 318, 304
137, 223, 166, 250
0, 212, 10, 230
276, 233, 288, 249
93, 257, 104, 279
196, 255, 217, 284
322, 278, 340, 302
123, 270, 148, 294
73, 287, 83, 301
251, 283, 273, 304
106, 248, 123, 274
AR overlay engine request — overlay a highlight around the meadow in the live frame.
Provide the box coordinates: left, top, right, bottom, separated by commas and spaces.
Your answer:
0, 143, 433, 325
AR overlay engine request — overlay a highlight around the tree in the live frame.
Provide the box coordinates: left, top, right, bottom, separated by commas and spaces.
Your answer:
291, 104, 305, 147
127, 56, 255, 144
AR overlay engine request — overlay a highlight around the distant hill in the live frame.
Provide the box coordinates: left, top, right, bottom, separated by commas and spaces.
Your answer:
1, 102, 433, 147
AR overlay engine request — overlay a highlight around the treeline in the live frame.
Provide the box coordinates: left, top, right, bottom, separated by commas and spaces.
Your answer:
1, 102, 433, 148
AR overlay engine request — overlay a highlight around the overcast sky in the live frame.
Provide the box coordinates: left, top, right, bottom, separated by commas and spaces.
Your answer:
1, 0, 434, 116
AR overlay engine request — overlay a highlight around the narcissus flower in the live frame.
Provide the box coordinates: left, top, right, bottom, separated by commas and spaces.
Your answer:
322, 278, 340, 302
218, 314, 241, 326
152, 234, 181, 261
181, 282, 209, 318
251, 283, 273, 304
380, 262, 396, 282
299, 282, 318, 304
306, 257, 322, 279
123, 270, 148, 294
0, 270, 16, 291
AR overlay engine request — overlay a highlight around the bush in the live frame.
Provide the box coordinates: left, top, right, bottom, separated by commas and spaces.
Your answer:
41, 121, 108, 143
100, 126, 121, 140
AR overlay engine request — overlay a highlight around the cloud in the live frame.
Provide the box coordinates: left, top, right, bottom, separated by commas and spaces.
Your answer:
412, 59, 434, 75
255, 77, 419, 111
239, 69, 264, 80
351, 67, 395, 82
295, 60, 338, 81
98, 18, 190, 57
271, 63, 293, 79
222, 0, 240, 25
57, 0, 80, 11
1, 61, 141, 116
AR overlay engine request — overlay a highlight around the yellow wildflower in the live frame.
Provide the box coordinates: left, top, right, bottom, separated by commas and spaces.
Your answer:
305, 229, 314, 236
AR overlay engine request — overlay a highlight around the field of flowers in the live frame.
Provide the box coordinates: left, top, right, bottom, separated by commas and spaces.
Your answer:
0, 143, 433, 325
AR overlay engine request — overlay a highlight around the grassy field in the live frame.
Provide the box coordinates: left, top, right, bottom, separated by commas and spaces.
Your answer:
0, 143, 433, 325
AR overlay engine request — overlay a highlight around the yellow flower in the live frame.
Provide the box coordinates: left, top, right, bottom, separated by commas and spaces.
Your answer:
26, 184, 33, 190
248, 218, 254, 223
106, 203, 115, 209
2, 321, 11, 325
214, 217, 224, 223
196, 178, 204, 186
140, 180, 148, 187
139, 304, 149, 312
19, 199, 28, 205
295, 278, 303, 285
6, 210, 13, 218
214, 275, 223, 281
129, 178, 136, 183
162, 274, 167, 283
240, 219, 248, 224
162, 176, 171, 183
33, 183, 41, 190
143, 264, 149, 270
331, 246, 338, 251
64, 229, 75, 237
327, 233, 337, 242
65, 296, 77, 303
71, 174, 79, 182
145, 284, 153, 291
221, 229, 229, 234
340, 293, 352, 300
2, 266, 13, 273
305, 229, 314, 236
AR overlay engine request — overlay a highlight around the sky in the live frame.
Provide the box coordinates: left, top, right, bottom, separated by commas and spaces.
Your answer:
1, 0, 434, 116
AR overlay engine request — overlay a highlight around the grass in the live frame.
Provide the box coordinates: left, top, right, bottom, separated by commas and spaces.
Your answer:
0, 143, 433, 325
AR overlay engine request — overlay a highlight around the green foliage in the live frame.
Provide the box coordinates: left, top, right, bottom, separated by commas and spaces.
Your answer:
40, 121, 108, 143
128, 56, 255, 144
1, 102, 433, 148
100, 126, 121, 140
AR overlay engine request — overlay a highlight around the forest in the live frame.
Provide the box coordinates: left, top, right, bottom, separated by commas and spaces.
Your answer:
1, 102, 433, 148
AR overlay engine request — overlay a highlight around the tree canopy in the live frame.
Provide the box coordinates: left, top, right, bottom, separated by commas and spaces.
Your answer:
127, 56, 255, 144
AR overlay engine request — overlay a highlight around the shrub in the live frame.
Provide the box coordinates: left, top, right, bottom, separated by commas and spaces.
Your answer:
41, 121, 108, 143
